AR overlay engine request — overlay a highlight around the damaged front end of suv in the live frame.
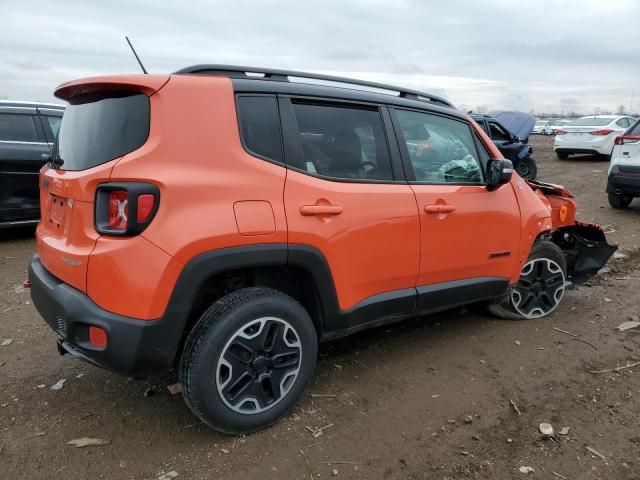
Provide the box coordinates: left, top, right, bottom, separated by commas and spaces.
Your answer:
526, 180, 618, 284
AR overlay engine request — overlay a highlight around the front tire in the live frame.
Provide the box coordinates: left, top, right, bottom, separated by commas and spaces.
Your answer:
179, 287, 318, 434
608, 193, 633, 209
488, 241, 567, 320
515, 156, 538, 180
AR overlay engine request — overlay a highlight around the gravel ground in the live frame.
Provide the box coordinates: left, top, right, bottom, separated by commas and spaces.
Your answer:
1, 135, 639, 479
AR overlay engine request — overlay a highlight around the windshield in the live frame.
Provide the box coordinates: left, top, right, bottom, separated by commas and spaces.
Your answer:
56, 92, 149, 171
568, 117, 613, 127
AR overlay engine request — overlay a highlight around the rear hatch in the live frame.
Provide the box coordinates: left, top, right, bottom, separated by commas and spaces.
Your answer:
37, 75, 168, 292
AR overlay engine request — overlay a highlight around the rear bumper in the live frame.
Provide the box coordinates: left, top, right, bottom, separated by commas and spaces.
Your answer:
554, 147, 601, 156
28, 254, 178, 377
607, 165, 640, 196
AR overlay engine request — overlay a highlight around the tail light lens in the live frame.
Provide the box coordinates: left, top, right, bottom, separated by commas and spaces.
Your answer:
615, 135, 640, 145
95, 183, 159, 236
555, 129, 567, 136
590, 129, 614, 136
108, 190, 128, 230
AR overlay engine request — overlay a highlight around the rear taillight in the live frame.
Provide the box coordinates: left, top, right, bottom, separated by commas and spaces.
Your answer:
615, 135, 640, 145
95, 183, 159, 236
108, 190, 128, 231
555, 129, 567, 136
590, 129, 614, 136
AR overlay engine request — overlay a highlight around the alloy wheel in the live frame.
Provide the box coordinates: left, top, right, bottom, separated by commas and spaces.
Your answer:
511, 258, 566, 318
216, 317, 302, 414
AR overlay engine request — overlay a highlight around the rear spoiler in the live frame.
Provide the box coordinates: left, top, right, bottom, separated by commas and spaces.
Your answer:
55, 75, 170, 102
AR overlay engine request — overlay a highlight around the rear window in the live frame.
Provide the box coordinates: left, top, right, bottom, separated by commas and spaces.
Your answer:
568, 117, 612, 127
56, 92, 149, 171
0, 113, 39, 142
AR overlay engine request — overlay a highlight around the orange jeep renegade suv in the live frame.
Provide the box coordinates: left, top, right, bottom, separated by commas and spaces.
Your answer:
29, 65, 616, 433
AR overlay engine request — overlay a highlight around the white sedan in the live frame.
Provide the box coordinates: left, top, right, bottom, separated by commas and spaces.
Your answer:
532, 119, 555, 135
554, 115, 636, 160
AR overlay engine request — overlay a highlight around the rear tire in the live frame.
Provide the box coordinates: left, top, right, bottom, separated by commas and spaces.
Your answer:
488, 241, 567, 320
515, 156, 537, 180
556, 152, 569, 160
179, 287, 317, 434
608, 193, 633, 209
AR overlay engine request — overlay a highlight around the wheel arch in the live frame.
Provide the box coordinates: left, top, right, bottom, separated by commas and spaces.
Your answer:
160, 244, 340, 367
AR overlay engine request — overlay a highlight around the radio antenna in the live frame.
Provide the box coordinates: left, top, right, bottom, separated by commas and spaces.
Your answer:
125, 36, 148, 74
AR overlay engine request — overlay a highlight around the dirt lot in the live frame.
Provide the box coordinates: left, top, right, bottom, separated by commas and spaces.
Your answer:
1, 135, 639, 480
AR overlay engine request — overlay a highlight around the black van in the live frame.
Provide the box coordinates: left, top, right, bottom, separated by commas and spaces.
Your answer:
0, 101, 64, 227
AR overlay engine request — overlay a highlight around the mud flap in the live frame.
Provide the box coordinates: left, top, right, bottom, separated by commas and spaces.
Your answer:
551, 223, 618, 284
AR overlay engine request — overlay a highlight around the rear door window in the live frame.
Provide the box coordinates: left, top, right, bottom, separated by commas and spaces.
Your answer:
0, 113, 39, 142
56, 92, 149, 171
628, 120, 640, 136
291, 102, 393, 181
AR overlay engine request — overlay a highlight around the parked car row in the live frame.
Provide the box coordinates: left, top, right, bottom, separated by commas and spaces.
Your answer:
533, 119, 571, 136
0, 101, 64, 227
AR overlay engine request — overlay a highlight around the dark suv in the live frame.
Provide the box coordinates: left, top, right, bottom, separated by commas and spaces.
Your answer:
0, 101, 64, 227
471, 113, 537, 180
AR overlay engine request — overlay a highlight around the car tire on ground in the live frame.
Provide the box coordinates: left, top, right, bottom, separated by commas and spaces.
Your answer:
487, 240, 567, 320
608, 193, 633, 209
179, 287, 318, 434
515, 156, 537, 180
556, 152, 569, 160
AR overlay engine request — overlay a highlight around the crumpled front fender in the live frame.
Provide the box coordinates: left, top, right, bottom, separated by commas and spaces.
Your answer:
551, 223, 618, 284
525, 180, 617, 283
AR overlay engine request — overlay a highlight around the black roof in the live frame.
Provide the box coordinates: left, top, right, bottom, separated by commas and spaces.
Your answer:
175, 64, 455, 110
0, 100, 65, 110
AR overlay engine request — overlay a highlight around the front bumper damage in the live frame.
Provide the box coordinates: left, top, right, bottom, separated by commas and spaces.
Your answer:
527, 179, 618, 284
551, 223, 618, 284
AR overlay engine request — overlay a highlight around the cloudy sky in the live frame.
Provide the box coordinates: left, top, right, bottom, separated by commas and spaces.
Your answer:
2, 0, 638, 114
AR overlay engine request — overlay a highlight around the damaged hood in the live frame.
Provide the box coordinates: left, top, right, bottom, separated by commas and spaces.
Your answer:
490, 111, 536, 142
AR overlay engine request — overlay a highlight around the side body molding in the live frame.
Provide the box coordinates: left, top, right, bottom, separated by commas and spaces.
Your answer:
161, 244, 511, 352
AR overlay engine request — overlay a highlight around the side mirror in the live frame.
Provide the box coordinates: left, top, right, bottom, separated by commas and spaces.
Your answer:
486, 159, 513, 189
512, 134, 520, 143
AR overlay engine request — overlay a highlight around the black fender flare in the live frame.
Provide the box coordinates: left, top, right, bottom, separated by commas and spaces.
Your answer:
159, 244, 342, 361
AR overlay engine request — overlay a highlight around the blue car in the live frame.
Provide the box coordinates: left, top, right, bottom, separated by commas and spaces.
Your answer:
470, 111, 537, 180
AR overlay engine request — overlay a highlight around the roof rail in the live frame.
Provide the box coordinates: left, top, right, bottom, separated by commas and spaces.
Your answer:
174, 64, 454, 108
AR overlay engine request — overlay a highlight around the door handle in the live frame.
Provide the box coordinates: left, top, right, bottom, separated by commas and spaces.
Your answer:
424, 204, 456, 214
300, 205, 343, 216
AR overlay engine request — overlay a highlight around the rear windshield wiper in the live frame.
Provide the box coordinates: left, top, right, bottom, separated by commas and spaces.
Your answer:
42, 148, 65, 169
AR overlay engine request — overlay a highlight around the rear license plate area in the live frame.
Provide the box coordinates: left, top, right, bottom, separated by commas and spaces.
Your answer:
49, 195, 67, 227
